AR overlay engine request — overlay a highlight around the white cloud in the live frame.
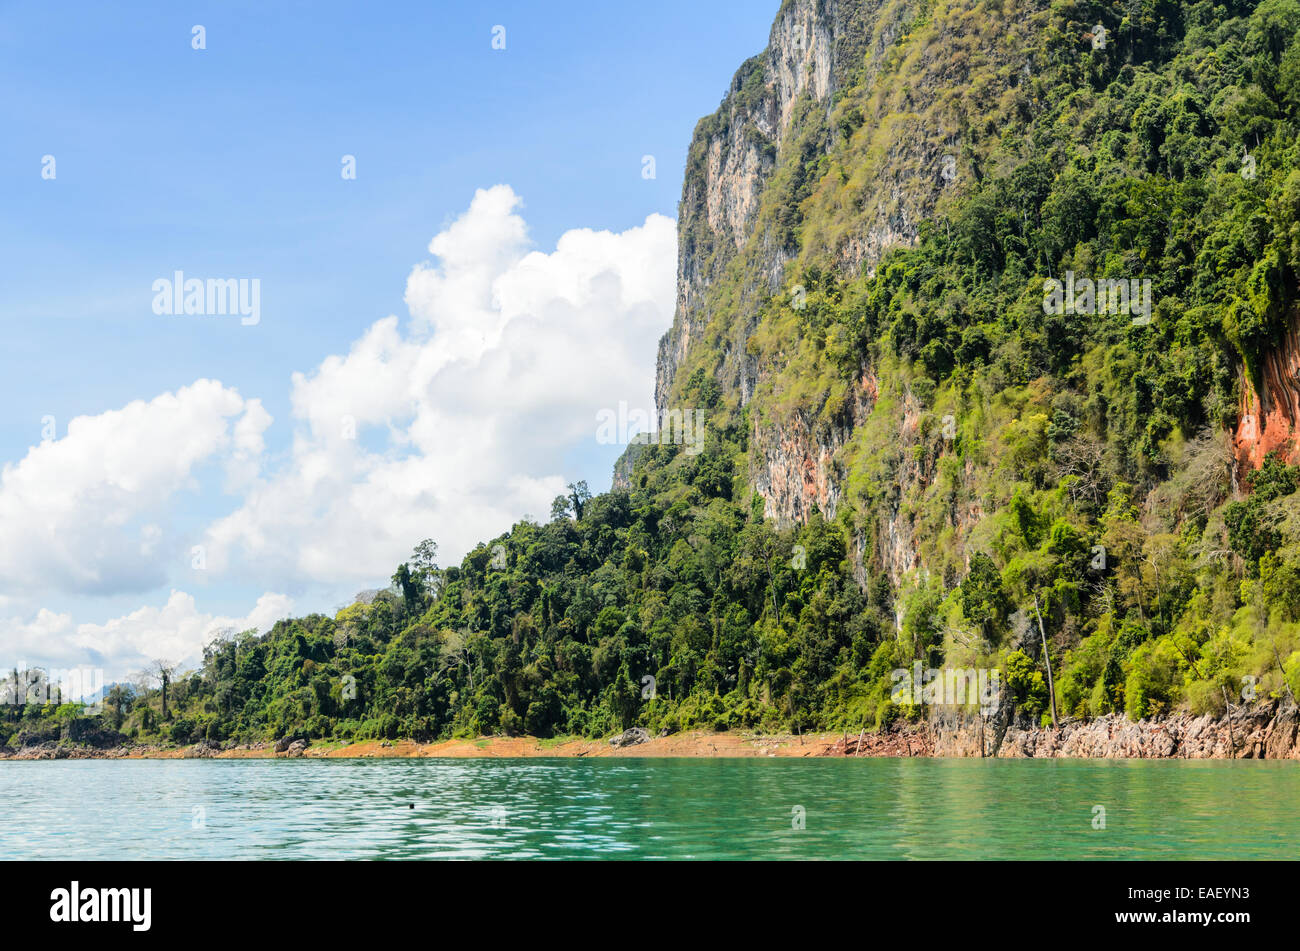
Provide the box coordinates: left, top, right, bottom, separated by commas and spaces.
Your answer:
0, 380, 271, 596
0, 186, 677, 671
205, 185, 676, 584
0, 590, 294, 680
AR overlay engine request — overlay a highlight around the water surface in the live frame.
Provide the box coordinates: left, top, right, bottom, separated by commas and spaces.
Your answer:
3, 758, 1296, 859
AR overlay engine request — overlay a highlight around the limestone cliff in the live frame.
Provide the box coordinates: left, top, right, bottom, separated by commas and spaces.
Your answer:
656, 0, 890, 418
652, 0, 1049, 584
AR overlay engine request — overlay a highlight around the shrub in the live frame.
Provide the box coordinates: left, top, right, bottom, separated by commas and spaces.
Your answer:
1124, 640, 1182, 719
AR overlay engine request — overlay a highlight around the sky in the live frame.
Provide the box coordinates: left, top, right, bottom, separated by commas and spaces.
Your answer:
0, 0, 774, 682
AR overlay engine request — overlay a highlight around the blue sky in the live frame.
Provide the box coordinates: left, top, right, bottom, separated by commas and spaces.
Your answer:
0, 0, 774, 677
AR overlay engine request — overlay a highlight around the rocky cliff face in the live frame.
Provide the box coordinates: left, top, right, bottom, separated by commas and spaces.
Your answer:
656, 0, 886, 420
749, 372, 876, 523
611, 441, 644, 492
653, 0, 1043, 568
1235, 310, 1300, 469
653, 0, 1298, 592
652, 0, 942, 413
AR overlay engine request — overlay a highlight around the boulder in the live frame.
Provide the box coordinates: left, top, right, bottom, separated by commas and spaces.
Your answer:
609, 727, 650, 748
183, 740, 218, 759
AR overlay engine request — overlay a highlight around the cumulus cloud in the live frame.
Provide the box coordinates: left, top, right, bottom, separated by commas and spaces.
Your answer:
0, 186, 676, 671
0, 380, 271, 596
205, 185, 676, 583
0, 590, 294, 680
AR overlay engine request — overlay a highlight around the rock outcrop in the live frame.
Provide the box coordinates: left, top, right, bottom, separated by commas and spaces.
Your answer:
609, 727, 651, 748
183, 739, 221, 759
749, 372, 877, 524
839, 700, 1300, 759
995, 703, 1300, 759
1235, 310, 1300, 470
274, 735, 310, 755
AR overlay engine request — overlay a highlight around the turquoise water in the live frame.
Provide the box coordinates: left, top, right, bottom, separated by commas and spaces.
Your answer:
2, 758, 1297, 859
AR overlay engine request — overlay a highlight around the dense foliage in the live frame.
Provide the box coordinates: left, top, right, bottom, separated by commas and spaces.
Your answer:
7, 0, 1300, 749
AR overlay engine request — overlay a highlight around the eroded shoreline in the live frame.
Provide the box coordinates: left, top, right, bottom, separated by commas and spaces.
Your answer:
0, 730, 839, 760
5, 700, 1299, 761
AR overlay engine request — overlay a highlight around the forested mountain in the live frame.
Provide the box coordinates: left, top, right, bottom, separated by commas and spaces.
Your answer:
8, 0, 1300, 749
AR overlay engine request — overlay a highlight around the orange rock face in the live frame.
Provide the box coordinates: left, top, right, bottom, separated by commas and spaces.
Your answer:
1235, 384, 1296, 470
1234, 313, 1300, 470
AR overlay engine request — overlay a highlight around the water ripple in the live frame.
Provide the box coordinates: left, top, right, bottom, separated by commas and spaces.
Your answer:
2, 758, 1296, 860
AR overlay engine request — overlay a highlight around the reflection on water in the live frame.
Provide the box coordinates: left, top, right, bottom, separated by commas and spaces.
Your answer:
2, 758, 1296, 860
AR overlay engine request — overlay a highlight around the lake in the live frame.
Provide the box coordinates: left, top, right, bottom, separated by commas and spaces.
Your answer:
3, 758, 1297, 860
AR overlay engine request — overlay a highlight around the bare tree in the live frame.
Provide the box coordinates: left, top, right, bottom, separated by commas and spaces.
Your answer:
1054, 433, 1108, 508
1149, 426, 1234, 522
1182, 427, 1235, 516
147, 659, 177, 719
1032, 593, 1059, 728
438, 629, 483, 691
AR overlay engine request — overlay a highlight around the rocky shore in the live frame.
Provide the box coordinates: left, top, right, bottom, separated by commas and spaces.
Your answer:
0, 738, 291, 760
897, 698, 1300, 759
3, 702, 1298, 760
994, 703, 1300, 759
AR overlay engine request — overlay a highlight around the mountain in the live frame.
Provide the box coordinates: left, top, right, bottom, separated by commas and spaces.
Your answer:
8, 0, 1300, 753
623, 0, 1300, 730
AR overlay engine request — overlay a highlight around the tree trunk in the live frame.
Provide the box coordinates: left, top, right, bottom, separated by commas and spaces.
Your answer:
1221, 686, 1235, 755
764, 548, 779, 618
1271, 644, 1296, 704
1032, 593, 1059, 728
